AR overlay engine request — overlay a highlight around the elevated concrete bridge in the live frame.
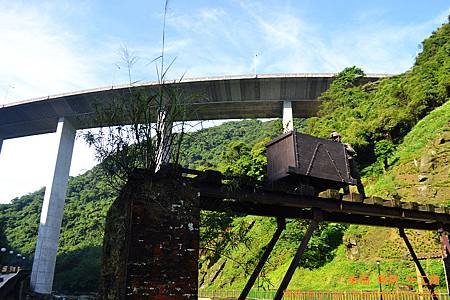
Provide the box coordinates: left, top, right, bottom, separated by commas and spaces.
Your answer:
0, 73, 385, 139
0, 73, 386, 294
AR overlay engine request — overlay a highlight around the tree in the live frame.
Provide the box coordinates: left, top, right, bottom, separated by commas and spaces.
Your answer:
83, 2, 198, 187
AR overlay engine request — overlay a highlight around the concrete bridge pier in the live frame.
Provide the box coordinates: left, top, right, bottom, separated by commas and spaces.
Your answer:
283, 100, 294, 133
30, 117, 76, 294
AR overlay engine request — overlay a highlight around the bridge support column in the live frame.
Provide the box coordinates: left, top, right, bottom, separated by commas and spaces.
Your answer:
239, 218, 285, 300
399, 228, 438, 300
30, 117, 76, 294
282, 100, 294, 133
439, 229, 450, 295
274, 211, 321, 300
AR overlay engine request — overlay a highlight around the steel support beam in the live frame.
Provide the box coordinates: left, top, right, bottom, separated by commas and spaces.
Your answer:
439, 229, 450, 295
239, 218, 286, 300
399, 228, 438, 300
282, 100, 293, 133
274, 214, 321, 300
0, 137, 3, 155
30, 117, 76, 294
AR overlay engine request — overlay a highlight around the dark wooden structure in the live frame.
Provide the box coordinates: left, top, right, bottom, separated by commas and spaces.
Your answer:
266, 131, 356, 194
190, 168, 450, 300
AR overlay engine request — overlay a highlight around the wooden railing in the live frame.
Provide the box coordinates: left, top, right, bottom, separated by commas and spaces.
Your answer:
199, 290, 450, 300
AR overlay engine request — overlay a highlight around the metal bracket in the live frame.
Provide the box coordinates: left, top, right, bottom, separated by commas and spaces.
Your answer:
399, 228, 438, 300
238, 218, 286, 300
439, 228, 450, 295
274, 212, 322, 300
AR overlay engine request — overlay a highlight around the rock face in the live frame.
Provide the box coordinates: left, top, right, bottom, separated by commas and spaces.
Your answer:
98, 167, 200, 299
344, 235, 360, 260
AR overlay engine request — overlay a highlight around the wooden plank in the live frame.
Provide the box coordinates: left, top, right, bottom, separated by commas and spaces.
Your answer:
200, 197, 450, 231
342, 192, 363, 202
318, 189, 341, 200
383, 199, 401, 207
197, 185, 450, 228
364, 196, 384, 205
418, 204, 435, 213
402, 202, 419, 210
435, 206, 446, 214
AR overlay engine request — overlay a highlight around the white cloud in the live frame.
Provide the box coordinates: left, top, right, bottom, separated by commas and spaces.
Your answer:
0, 4, 102, 103
0, 3, 101, 203
241, 4, 449, 74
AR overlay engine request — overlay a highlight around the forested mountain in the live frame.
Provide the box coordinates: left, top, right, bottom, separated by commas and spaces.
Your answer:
199, 20, 450, 291
0, 20, 448, 295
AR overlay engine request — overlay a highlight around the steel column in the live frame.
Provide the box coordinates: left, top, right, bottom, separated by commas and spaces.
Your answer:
0, 137, 3, 155
399, 228, 438, 300
239, 218, 286, 300
439, 229, 450, 295
274, 217, 320, 300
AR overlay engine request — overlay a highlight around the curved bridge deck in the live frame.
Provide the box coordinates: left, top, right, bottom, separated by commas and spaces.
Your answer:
0, 73, 386, 140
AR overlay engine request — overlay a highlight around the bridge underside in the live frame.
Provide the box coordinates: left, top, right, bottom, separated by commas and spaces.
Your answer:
0, 100, 320, 140
0, 74, 384, 140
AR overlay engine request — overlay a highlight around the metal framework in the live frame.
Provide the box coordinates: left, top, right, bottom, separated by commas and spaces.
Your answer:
239, 218, 286, 300
194, 176, 450, 300
399, 228, 438, 300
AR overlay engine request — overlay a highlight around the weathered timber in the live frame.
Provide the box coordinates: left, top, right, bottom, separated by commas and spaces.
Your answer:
419, 204, 435, 212
402, 202, 419, 210
383, 199, 401, 207
435, 207, 447, 214
363, 196, 384, 205
342, 192, 363, 202
318, 189, 340, 199
197, 185, 450, 231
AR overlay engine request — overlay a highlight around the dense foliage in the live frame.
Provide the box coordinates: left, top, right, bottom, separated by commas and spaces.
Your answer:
307, 22, 450, 171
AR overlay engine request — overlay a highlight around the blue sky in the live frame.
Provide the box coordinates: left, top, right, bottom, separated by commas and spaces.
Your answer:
0, 0, 449, 203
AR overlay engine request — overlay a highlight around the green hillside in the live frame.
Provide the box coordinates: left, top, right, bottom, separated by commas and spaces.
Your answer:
0, 20, 449, 296
306, 22, 450, 170
367, 100, 450, 203
198, 100, 448, 292
198, 20, 450, 292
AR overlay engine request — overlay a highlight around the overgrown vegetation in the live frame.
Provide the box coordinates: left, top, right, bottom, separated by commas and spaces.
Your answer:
307, 22, 450, 173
